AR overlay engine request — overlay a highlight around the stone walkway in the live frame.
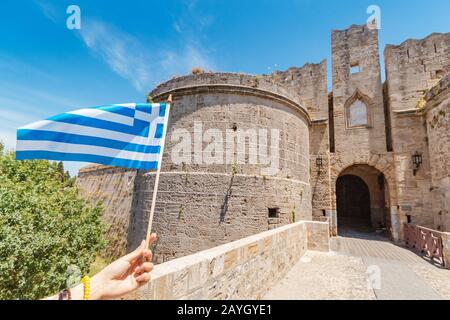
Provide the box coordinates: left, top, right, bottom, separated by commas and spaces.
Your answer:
264, 231, 450, 300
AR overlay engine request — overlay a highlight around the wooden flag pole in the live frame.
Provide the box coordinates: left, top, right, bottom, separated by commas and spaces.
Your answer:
145, 94, 172, 248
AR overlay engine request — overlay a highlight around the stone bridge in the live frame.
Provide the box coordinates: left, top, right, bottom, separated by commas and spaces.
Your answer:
126, 221, 450, 300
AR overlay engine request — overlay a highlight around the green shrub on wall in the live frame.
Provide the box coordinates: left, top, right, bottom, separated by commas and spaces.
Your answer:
0, 145, 105, 300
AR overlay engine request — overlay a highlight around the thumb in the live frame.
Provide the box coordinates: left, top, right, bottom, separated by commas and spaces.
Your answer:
123, 240, 145, 262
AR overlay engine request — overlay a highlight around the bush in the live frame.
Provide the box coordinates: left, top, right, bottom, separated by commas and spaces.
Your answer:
191, 67, 204, 75
0, 148, 105, 300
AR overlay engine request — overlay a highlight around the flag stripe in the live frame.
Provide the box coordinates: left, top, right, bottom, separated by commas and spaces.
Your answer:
92, 105, 136, 118
15, 151, 158, 170
20, 120, 154, 145
46, 113, 150, 137
68, 108, 135, 125
154, 123, 164, 139
136, 103, 154, 114
17, 140, 160, 162
159, 104, 167, 117
17, 129, 161, 154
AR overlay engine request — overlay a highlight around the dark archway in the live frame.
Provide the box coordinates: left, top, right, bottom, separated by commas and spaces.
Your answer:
336, 175, 372, 233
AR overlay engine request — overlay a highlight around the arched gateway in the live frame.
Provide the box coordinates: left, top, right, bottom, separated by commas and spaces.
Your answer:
335, 164, 393, 237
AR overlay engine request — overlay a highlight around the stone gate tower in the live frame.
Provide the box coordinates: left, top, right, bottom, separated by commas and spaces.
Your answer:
325, 25, 398, 238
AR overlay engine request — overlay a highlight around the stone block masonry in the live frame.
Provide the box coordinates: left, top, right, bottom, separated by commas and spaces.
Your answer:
77, 165, 137, 260
78, 72, 313, 262
385, 32, 450, 230
127, 171, 311, 263
124, 221, 329, 300
424, 74, 450, 231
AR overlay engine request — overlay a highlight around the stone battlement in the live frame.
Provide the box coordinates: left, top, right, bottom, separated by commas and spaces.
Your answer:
385, 32, 450, 52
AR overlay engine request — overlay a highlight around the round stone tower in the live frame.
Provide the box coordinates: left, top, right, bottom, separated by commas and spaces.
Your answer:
127, 72, 312, 262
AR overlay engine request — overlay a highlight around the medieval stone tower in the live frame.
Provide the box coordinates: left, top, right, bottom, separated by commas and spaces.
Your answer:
77, 23, 450, 263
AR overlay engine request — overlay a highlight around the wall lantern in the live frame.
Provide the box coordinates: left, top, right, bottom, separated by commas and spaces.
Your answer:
316, 156, 323, 173
412, 151, 423, 176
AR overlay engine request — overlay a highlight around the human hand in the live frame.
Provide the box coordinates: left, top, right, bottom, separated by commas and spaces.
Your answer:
89, 234, 157, 300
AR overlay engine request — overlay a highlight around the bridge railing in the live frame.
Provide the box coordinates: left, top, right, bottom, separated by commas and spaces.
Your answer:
403, 223, 449, 268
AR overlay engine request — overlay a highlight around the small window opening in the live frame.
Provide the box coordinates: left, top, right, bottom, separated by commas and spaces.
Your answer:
268, 208, 279, 218
406, 215, 412, 224
350, 63, 360, 75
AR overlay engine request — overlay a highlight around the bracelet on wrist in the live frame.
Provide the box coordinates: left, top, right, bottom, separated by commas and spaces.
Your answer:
80, 276, 91, 300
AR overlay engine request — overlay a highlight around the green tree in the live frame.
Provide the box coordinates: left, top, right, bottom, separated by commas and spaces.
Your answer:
56, 161, 65, 183
0, 149, 105, 300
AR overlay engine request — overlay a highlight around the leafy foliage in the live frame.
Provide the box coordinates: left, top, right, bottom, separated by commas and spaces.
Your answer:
0, 149, 105, 299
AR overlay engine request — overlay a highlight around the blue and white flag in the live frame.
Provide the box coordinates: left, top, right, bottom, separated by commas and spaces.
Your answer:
16, 103, 170, 170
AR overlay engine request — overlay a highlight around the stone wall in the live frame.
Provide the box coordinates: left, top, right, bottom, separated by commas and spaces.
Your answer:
424, 74, 450, 231
264, 60, 329, 121
384, 32, 450, 229
78, 73, 313, 263
310, 120, 332, 220
128, 73, 312, 262
263, 60, 331, 222
77, 166, 137, 260
125, 221, 329, 300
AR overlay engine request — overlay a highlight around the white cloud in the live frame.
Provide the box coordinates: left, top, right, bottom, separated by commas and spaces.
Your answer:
33, 2, 217, 91
160, 44, 215, 76
77, 18, 215, 91
0, 129, 17, 151
0, 108, 37, 125
34, 0, 61, 23
78, 19, 152, 91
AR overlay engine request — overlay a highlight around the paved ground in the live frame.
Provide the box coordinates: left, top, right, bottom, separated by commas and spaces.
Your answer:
264, 231, 450, 300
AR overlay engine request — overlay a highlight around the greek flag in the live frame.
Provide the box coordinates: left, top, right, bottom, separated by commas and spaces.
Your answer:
16, 103, 170, 170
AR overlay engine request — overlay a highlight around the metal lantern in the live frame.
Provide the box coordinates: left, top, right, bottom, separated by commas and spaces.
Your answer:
316, 156, 323, 173
412, 152, 423, 176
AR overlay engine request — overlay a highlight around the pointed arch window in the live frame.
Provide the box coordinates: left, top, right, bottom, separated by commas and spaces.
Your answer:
345, 91, 372, 129
348, 99, 368, 127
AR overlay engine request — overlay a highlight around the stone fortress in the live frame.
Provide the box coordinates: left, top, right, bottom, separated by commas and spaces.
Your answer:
77, 23, 450, 263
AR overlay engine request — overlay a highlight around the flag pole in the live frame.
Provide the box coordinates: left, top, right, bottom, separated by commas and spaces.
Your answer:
145, 94, 172, 248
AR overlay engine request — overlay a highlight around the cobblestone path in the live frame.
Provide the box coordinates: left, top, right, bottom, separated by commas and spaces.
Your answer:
264, 231, 450, 300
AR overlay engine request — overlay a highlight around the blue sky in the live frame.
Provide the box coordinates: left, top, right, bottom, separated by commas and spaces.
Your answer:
1, 0, 449, 175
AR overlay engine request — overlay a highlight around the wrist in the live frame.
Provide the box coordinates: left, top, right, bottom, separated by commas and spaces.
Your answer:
70, 273, 105, 300
89, 273, 106, 300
